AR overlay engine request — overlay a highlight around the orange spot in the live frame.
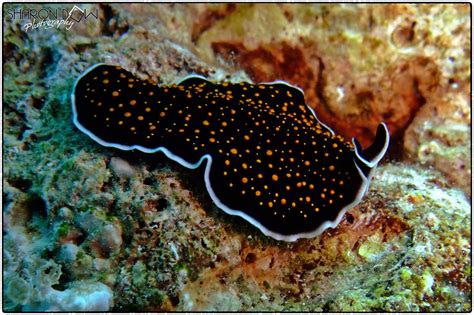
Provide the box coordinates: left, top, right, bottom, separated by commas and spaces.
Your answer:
242, 177, 248, 184
230, 148, 238, 155
225, 160, 230, 166
112, 91, 119, 97
255, 191, 261, 197
130, 100, 137, 106
281, 199, 287, 205
272, 174, 278, 181
124, 112, 131, 117
266, 150, 273, 156
160, 112, 166, 117
138, 116, 144, 121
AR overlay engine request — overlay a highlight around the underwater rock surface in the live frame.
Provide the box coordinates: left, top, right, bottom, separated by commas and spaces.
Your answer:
3, 3, 470, 311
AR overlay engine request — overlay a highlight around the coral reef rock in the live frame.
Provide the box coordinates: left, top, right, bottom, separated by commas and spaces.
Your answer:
3, 3, 470, 312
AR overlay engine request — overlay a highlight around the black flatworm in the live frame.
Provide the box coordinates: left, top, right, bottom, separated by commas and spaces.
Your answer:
72, 64, 389, 241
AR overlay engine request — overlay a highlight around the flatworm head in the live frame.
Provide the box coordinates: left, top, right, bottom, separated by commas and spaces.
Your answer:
72, 64, 389, 242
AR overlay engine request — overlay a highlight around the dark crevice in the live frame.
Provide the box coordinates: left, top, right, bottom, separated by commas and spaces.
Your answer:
346, 213, 355, 224
245, 252, 257, 264
121, 217, 136, 246
73, 42, 97, 54
155, 198, 169, 212
52, 265, 74, 291
3, 42, 17, 62
39, 46, 55, 79
385, 135, 405, 162
4, 24, 29, 66
30, 95, 46, 110
412, 78, 427, 107
75, 232, 86, 246
7, 177, 32, 192
143, 177, 154, 186
168, 291, 180, 307
27, 194, 48, 219
5, 108, 29, 141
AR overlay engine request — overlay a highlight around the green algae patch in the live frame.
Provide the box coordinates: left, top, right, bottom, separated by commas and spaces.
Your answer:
358, 234, 385, 262
132, 261, 147, 287
400, 266, 413, 282
415, 269, 435, 297
57, 222, 71, 238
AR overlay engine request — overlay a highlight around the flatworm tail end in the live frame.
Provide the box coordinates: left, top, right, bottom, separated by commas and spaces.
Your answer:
352, 123, 390, 178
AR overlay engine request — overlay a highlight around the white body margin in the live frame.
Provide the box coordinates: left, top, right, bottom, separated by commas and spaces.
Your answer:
71, 64, 389, 242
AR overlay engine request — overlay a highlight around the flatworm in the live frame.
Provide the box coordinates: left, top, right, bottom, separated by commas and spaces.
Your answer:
71, 64, 389, 242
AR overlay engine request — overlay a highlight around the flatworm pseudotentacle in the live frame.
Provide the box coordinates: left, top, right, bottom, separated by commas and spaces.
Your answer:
71, 64, 389, 242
